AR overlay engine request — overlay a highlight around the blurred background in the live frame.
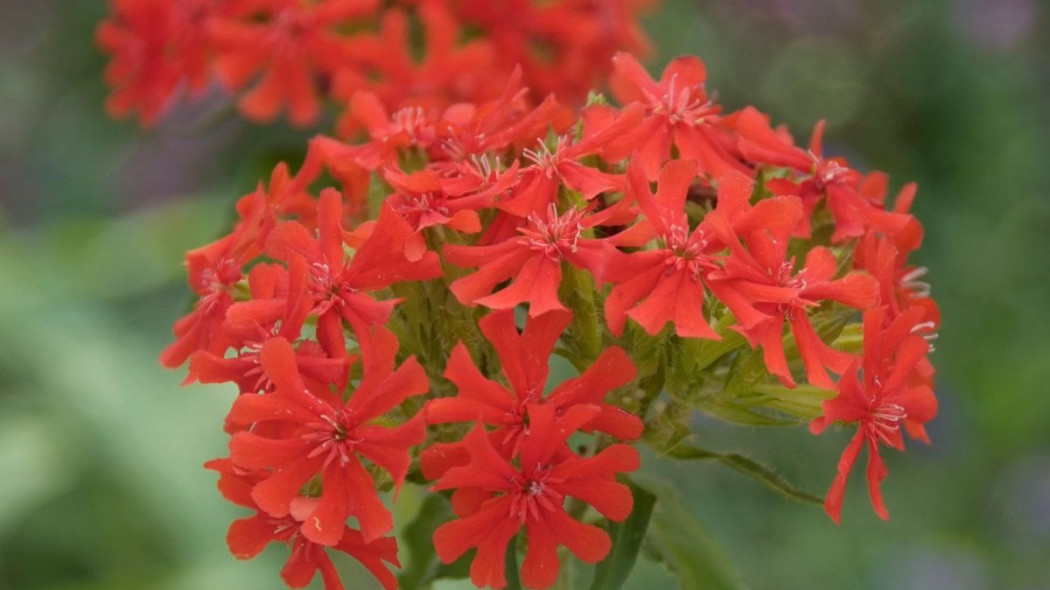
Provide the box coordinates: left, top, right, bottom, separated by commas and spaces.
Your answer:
0, 0, 1048, 588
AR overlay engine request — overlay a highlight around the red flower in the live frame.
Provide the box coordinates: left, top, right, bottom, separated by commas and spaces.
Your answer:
422, 309, 641, 478
187, 261, 349, 394
206, 459, 400, 590
445, 204, 614, 317
266, 189, 442, 355
226, 331, 428, 545
433, 70, 570, 162
707, 196, 879, 389
208, 0, 379, 125
727, 106, 812, 171
431, 404, 639, 589
604, 161, 756, 338
333, 5, 502, 110
608, 52, 747, 180
383, 168, 488, 234
498, 104, 642, 217
809, 307, 937, 523
160, 229, 257, 368
95, 0, 222, 125
759, 120, 915, 243
456, 0, 653, 103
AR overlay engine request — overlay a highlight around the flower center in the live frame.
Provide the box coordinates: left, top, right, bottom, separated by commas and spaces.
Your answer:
776, 260, 808, 290
523, 137, 569, 177
869, 402, 908, 444
649, 74, 716, 125
817, 161, 849, 186
390, 107, 429, 142
662, 224, 713, 278
519, 205, 584, 260
303, 408, 361, 467
508, 472, 564, 522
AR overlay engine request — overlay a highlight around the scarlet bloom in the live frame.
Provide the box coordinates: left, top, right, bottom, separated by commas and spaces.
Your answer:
753, 120, 913, 243
95, 0, 221, 124
608, 52, 747, 180
708, 197, 879, 389
604, 161, 755, 339
186, 260, 347, 394
159, 226, 259, 368
432, 404, 639, 590
383, 167, 488, 235
809, 307, 937, 523
455, 0, 653, 102
206, 459, 400, 590
422, 309, 641, 478
333, 4, 501, 110
208, 0, 379, 125
226, 330, 428, 546
445, 204, 614, 317
266, 189, 442, 355
498, 105, 642, 217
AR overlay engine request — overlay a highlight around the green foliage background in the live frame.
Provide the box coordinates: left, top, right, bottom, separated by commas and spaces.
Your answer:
0, 0, 1047, 588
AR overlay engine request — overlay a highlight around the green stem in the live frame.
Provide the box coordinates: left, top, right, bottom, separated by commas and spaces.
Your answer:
505, 540, 522, 590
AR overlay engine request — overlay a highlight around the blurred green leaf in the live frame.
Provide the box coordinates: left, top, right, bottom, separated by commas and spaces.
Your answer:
0, 414, 74, 531
589, 480, 656, 590
634, 475, 749, 590
399, 493, 454, 590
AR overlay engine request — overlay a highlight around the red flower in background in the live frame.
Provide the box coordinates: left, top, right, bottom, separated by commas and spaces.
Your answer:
431, 404, 639, 590
98, 0, 656, 127
332, 4, 502, 111
95, 0, 223, 124
206, 459, 401, 590
208, 0, 379, 125
810, 307, 937, 523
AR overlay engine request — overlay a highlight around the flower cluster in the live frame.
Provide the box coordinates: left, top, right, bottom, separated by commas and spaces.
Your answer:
95, 0, 654, 127
156, 50, 939, 590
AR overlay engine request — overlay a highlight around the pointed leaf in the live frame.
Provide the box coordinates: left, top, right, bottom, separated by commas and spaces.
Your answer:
665, 444, 822, 505
588, 480, 657, 590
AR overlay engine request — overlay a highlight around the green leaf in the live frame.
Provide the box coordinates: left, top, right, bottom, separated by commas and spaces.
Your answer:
634, 475, 749, 590
724, 348, 771, 399
664, 444, 823, 505
691, 399, 796, 427
398, 493, 454, 590
588, 480, 657, 590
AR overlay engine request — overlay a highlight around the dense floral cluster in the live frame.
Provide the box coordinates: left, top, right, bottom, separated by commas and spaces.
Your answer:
154, 50, 940, 590
95, 0, 654, 127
